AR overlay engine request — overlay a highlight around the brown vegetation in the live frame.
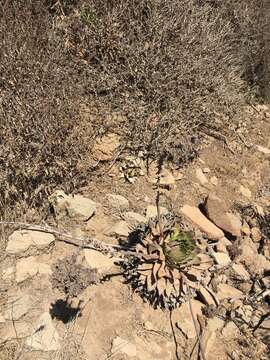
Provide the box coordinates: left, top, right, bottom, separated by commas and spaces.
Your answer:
0, 0, 269, 217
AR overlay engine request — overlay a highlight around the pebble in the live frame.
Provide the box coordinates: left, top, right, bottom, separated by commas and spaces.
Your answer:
105, 220, 130, 237
176, 300, 204, 339
195, 168, 208, 186
239, 185, 252, 199
198, 286, 217, 306
241, 221, 251, 236
210, 176, 218, 186
232, 264, 250, 280
181, 205, 224, 240
4, 293, 33, 321
92, 133, 121, 161
222, 321, 239, 338
212, 252, 231, 266
203, 168, 211, 174
84, 249, 115, 273
251, 227, 262, 242
207, 317, 224, 332
145, 205, 169, 220
16, 257, 52, 283
124, 211, 146, 226
255, 145, 270, 154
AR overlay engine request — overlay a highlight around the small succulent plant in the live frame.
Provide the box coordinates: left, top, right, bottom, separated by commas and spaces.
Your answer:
123, 213, 211, 309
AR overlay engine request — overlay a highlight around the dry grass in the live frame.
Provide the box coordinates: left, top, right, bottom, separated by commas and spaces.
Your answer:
0, 0, 269, 218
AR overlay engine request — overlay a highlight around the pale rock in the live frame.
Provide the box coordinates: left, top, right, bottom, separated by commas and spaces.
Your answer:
49, 190, 97, 221
84, 249, 115, 272
241, 221, 251, 236
159, 168, 175, 185
144, 321, 154, 330
256, 145, 270, 154
207, 317, 224, 332
195, 168, 208, 186
203, 167, 211, 174
124, 212, 146, 226
217, 284, 244, 301
2, 266, 15, 280
111, 337, 137, 357
210, 176, 218, 186
250, 254, 270, 274
237, 237, 257, 266
222, 321, 239, 338
235, 305, 253, 323
216, 237, 231, 253
0, 321, 32, 341
181, 205, 224, 240
106, 220, 130, 237
6, 230, 54, 255
232, 264, 250, 281
198, 286, 217, 306
239, 185, 252, 199
176, 300, 204, 339
212, 252, 231, 266
107, 194, 129, 211
4, 294, 33, 321
254, 204, 264, 216
92, 133, 120, 161
251, 227, 262, 242
15, 257, 52, 283
146, 205, 169, 220
0, 313, 5, 323
26, 312, 60, 351
205, 194, 241, 237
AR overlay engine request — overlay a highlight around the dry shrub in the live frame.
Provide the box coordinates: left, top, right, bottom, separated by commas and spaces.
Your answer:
0, 0, 269, 217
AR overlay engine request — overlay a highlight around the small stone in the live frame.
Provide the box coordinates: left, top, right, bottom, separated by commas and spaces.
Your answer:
241, 221, 251, 236
222, 321, 239, 338
49, 190, 97, 221
0, 321, 32, 341
4, 294, 33, 321
176, 300, 204, 339
144, 321, 154, 330
124, 212, 146, 226
26, 312, 60, 351
251, 227, 261, 242
181, 205, 224, 240
0, 314, 5, 323
2, 266, 15, 280
6, 230, 55, 255
235, 305, 253, 323
84, 249, 115, 272
198, 286, 217, 306
232, 264, 250, 280
250, 254, 270, 274
205, 194, 241, 237
210, 176, 218, 186
159, 168, 175, 185
237, 237, 257, 266
195, 168, 208, 186
255, 145, 270, 154
92, 133, 121, 161
212, 252, 231, 266
239, 185, 252, 199
203, 168, 211, 174
111, 337, 137, 357
106, 220, 130, 237
207, 317, 224, 332
216, 238, 231, 253
216, 284, 244, 301
107, 194, 129, 211
146, 205, 169, 220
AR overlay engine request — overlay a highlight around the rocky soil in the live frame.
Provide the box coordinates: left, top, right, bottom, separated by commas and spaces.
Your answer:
1, 104, 270, 360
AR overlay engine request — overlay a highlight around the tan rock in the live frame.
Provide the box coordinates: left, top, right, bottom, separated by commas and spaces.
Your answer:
180, 205, 224, 240
26, 312, 60, 351
256, 145, 270, 154
203, 168, 211, 174
207, 317, 224, 332
251, 227, 262, 242
198, 286, 217, 306
241, 221, 251, 236
6, 230, 54, 255
216, 237, 231, 253
232, 264, 250, 280
107, 194, 129, 211
195, 168, 208, 186
124, 212, 146, 226
2, 266, 15, 280
217, 284, 244, 301
222, 321, 239, 338
106, 221, 130, 237
111, 337, 137, 357
0, 321, 32, 341
210, 176, 218, 186
250, 254, 270, 274
205, 194, 241, 237
92, 133, 120, 161
212, 252, 231, 266
84, 249, 115, 273
146, 205, 169, 220
176, 300, 204, 339
239, 185, 252, 199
